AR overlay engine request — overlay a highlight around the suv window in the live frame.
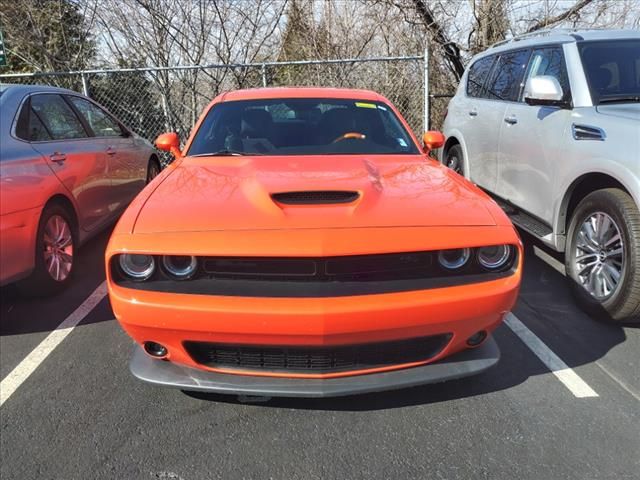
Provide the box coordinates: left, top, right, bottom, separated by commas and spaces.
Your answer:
467, 56, 495, 98
578, 39, 640, 104
486, 49, 531, 102
522, 47, 570, 102
68, 96, 123, 137
30, 94, 88, 140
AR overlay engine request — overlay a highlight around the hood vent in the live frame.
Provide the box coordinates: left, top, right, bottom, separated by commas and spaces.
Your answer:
271, 190, 360, 205
572, 124, 606, 141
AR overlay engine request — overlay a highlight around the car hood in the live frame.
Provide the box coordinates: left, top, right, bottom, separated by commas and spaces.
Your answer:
133, 155, 498, 233
596, 103, 640, 122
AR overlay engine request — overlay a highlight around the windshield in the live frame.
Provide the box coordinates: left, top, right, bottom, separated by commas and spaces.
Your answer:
187, 98, 419, 156
579, 39, 640, 104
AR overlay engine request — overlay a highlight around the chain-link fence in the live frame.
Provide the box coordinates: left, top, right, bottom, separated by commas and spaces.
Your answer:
1, 56, 453, 151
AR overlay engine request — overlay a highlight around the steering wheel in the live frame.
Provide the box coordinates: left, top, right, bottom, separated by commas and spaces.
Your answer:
332, 132, 366, 143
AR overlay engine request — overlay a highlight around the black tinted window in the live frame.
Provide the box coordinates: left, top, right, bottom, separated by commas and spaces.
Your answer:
522, 47, 570, 102
15, 98, 53, 141
579, 40, 640, 104
30, 94, 87, 140
467, 56, 495, 97
487, 50, 531, 101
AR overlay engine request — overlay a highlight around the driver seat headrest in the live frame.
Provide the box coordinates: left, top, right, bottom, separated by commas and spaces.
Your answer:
241, 109, 273, 138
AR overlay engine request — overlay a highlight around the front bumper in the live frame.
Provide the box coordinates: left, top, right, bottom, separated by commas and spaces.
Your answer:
130, 335, 500, 397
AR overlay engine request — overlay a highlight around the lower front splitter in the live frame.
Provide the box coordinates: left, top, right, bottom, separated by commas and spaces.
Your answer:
129, 337, 499, 398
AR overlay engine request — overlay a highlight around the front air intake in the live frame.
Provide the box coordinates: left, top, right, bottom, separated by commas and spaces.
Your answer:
271, 190, 359, 205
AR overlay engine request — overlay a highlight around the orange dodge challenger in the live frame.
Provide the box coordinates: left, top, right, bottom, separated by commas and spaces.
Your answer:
106, 87, 522, 397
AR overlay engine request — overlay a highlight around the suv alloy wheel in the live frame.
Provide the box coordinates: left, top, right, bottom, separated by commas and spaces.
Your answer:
565, 189, 640, 322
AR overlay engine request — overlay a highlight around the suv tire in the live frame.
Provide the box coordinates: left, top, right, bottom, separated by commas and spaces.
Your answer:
444, 144, 464, 175
565, 188, 640, 323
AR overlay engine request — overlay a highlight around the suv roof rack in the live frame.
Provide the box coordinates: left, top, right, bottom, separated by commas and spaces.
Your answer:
490, 28, 587, 49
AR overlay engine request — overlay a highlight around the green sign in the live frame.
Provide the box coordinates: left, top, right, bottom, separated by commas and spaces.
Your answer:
0, 29, 6, 67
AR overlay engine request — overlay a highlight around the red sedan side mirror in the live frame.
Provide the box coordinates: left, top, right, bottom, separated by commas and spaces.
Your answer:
155, 132, 182, 159
423, 131, 445, 154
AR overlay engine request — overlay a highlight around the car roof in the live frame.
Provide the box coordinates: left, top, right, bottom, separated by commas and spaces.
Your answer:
220, 87, 388, 103
0, 83, 81, 96
483, 28, 639, 57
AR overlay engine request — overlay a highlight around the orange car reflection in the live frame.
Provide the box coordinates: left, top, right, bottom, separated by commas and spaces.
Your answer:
106, 88, 522, 397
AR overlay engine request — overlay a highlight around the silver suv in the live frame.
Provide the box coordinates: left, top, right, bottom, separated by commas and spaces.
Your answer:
441, 29, 639, 322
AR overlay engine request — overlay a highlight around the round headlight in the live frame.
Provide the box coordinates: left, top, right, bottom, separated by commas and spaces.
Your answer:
438, 248, 471, 270
162, 255, 198, 280
119, 254, 155, 281
478, 245, 512, 270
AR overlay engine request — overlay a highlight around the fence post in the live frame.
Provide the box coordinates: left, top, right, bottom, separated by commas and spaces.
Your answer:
423, 45, 429, 132
261, 63, 267, 87
81, 73, 90, 97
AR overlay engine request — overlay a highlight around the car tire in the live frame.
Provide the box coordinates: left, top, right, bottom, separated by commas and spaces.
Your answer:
565, 188, 640, 323
18, 203, 77, 296
146, 157, 161, 183
444, 144, 464, 175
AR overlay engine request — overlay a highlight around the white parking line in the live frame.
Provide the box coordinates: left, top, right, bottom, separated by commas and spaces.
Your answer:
0, 281, 107, 407
504, 312, 599, 398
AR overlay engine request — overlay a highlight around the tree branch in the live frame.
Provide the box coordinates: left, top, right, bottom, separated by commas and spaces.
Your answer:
526, 0, 594, 32
410, 0, 465, 80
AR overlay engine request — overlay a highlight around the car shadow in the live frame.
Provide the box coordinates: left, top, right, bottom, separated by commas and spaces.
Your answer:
0, 227, 113, 336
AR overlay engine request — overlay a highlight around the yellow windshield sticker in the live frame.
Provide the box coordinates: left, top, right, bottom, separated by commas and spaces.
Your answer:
355, 102, 376, 109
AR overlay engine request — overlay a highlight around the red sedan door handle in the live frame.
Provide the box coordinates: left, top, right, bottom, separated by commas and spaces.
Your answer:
106, 147, 117, 156
50, 152, 67, 164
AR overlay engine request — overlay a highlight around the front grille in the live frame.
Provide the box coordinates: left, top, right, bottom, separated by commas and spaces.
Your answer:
271, 190, 359, 205
184, 334, 452, 374
202, 252, 434, 282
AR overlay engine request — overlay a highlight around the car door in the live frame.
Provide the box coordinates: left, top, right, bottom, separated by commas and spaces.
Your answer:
496, 45, 572, 225
27, 93, 111, 232
471, 48, 532, 195
456, 54, 505, 192
66, 96, 143, 210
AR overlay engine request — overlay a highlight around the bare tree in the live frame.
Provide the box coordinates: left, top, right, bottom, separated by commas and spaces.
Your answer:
95, 0, 287, 136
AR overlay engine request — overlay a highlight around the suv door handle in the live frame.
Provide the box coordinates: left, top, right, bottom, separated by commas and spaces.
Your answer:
468, 110, 478, 117
106, 147, 117, 156
50, 152, 67, 164
504, 116, 518, 125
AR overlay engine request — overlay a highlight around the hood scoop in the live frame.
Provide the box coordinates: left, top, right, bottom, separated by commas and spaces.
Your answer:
271, 190, 360, 205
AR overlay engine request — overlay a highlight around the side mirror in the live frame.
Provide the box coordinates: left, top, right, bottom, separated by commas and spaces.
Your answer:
155, 132, 182, 159
423, 131, 445, 154
523, 75, 569, 108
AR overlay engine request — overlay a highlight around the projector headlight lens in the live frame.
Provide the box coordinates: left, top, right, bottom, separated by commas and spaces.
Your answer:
162, 255, 198, 280
438, 248, 471, 270
119, 254, 155, 281
478, 245, 512, 270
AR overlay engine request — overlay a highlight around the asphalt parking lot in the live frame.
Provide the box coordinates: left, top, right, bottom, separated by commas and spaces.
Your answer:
1, 228, 638, 480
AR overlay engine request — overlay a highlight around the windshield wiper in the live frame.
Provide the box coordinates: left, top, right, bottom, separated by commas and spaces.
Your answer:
599, 95, 640, 104
190, 149, 252, 157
